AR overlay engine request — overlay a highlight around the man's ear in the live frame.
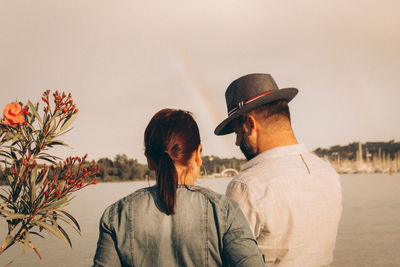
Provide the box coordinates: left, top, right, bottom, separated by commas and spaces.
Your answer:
244, 114, 258, 135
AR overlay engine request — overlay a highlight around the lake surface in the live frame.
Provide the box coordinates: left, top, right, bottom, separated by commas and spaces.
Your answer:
0, 173, 399, 266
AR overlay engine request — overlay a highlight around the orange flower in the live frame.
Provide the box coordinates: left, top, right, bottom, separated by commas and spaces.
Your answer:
3, 102, 25, 126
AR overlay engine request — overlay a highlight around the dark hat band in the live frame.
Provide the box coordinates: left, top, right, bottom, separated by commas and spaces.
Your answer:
227, 89, 275, 116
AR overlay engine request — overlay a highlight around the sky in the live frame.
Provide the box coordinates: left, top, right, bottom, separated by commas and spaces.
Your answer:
1, 0, 399, 163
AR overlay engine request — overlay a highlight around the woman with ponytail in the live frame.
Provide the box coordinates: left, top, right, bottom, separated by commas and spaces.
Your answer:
93, 109, 264, 267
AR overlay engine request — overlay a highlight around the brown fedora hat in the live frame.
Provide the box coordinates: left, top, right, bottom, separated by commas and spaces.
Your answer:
214, 73, 298, 135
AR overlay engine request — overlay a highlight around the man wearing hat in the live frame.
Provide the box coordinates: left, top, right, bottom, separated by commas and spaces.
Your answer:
215, 73, 342, 266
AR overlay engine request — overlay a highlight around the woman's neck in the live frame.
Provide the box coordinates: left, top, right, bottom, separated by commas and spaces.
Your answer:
176, 166, 196, 185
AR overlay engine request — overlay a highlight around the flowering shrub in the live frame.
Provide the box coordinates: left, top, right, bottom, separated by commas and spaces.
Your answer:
0, 90, 98, 261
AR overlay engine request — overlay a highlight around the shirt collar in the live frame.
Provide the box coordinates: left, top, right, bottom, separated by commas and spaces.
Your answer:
242, 143, 309, 171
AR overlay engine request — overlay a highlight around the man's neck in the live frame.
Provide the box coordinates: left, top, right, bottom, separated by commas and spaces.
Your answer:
258, 129, 298, 153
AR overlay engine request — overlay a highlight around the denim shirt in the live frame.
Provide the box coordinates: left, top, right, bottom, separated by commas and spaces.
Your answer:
93, 185, 264, 267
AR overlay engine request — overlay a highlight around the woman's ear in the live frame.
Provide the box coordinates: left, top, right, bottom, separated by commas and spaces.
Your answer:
145, 154, 155, 171
195, 144, 202, 167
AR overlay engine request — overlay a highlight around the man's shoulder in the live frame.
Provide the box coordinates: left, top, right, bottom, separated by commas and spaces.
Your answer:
235, 155, 291, 185
231, 150, 338, 188
226, 164, 278, 199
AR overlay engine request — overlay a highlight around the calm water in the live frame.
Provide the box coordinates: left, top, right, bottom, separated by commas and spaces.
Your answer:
0, 174, 399, 266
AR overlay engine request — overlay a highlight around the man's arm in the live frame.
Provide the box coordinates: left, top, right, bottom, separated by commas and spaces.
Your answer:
226, 180, 262, 239
222, 199, 265, 267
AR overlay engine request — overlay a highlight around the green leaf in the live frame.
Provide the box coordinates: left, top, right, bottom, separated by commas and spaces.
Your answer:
29, 231, 45, 239
57, 225, 72, 247
0, 209, 12, 215
1, 235, 13, 250
58, 180, 66, 191
0, 193, 9, 202
55, 126, 73, 138
0, 159, 11, 164
59, 209, 81, 232
27, 101, 42, 125
31, 167, 37, 205
4, 132, 13, 141
33, 220, 69, 246
49, 118, 57, 134
40, 197, 69, 213
43, 113, 50, 125
36, 167, 49, 188
31, 166, 38, 184
60, 113, 78, 133
11, 133, 20, 144
5, 213, 27, 221
0, 151, 13, 159
35, 193, 46, 210
18, 165, 26, 179
47, 110, 61, 134
11, 183, 23, 203
6, 175, 14, 185
51, 214, 81, 234
38, 153, 62, 161
49, 215, 58, 227
46, 140, 69, 148
1, 188, 11, 197
0, 208, 11, 219
26, 123, 36, 132
36, 156, 56, 164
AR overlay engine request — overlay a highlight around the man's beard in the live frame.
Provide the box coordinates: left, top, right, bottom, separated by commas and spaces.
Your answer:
239, 134, 258, 161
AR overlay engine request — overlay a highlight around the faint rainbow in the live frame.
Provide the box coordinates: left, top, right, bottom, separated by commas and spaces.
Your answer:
167, 49, 224, 126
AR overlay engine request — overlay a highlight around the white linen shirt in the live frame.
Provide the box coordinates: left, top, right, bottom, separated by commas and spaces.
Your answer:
226, 144, 342, 267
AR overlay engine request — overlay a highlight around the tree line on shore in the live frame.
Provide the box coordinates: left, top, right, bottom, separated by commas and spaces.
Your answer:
0, 154, 246, 184
1, 141, 398, 184
313, 141, 400, 160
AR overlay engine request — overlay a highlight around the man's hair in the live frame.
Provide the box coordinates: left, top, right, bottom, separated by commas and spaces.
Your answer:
237, 99, 291, 126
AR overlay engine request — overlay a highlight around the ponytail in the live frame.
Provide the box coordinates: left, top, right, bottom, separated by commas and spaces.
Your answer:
156, 152, 178, 215
144, 109, 201, 216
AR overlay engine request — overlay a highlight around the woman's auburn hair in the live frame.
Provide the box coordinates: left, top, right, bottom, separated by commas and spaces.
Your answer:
144, 109, 200, 215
